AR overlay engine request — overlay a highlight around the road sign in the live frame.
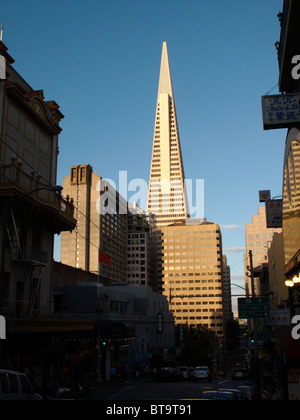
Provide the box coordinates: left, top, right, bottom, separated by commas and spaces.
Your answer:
238, 297, 270, 319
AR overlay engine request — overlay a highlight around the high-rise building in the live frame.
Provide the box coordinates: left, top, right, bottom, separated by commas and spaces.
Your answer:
147, 42, 189, 228
60, 164, 128, 284
222, 256, 233, 322
146, 43, 225, 338
127, 203, 159, 291
244, 206, 282, 295
161, 220, 225, 338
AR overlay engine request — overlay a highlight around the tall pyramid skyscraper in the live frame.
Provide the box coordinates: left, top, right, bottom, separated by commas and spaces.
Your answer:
147, 42, 189, 227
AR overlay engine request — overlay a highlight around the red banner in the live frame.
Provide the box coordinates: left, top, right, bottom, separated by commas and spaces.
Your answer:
99, 250, 111, 266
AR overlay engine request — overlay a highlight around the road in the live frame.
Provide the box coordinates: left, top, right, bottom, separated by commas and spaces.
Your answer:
90, 377, 254, 401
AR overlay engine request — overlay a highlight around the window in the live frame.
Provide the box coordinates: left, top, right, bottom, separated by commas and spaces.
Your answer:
20, 375, 33, 393
0, 373, 9, 394
80, 166, 86, 182
8, 374, 19, 394
71, 167, 77, 183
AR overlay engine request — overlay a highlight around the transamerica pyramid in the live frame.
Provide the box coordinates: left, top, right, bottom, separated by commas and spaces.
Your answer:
147, 42, 190, 227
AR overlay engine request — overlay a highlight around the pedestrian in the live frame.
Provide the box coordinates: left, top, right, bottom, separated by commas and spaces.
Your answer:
81, 374, 91, 400
110, 365, 116, 382
125, 361, 129, 382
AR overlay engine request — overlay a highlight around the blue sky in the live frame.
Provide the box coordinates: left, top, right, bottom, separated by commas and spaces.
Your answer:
1, 0, 285, 311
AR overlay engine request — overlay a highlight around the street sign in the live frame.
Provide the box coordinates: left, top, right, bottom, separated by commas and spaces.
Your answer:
238, 297, 270, 319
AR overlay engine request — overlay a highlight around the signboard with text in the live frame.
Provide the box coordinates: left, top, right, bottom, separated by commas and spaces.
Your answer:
265, 199, 283, 228
266, 309, 290, 326
238, 297, 270, 319
262, 94, 300, 130
288, 368, 300, 401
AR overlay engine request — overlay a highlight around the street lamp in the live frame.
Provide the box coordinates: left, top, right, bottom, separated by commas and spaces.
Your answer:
20, 184, 63, 200
231, 284, 246, 292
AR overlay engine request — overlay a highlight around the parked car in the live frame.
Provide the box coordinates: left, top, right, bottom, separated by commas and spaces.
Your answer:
201, 391, 235, 400
0, 370, 42, 400
47, 387, 86, 400
232, 368, 247, 380
219, 388, 243, 400
176, 366, 189, 380
237, 385, 254, 400
188, 367, 194, 379
156, 367, 183, 382
193, 366, 211, 381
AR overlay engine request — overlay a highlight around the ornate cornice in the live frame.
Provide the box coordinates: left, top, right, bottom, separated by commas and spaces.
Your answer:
5, 80, 63, 134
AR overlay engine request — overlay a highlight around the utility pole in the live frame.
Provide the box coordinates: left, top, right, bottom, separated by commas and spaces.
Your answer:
249, 250, 255, 297
249, 250, 258, 358
249, 250, 260, 399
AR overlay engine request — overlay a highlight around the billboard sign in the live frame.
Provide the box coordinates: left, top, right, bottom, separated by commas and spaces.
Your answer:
265, 199, 283, 228
262, 94, 300, 130
266, 309, 290, 326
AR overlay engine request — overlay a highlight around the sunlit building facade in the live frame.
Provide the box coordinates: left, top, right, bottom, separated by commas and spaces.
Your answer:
244, 206, 282, 295
161, 220, 224, 338
147, 42, 189, 228
60, 164, 128, 284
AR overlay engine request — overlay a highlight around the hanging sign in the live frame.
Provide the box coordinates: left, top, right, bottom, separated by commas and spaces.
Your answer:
262, 94, 300, 130
265, 199, 283, 228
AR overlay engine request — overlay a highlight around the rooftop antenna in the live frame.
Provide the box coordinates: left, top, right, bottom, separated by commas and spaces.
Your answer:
0, 26, 3, 42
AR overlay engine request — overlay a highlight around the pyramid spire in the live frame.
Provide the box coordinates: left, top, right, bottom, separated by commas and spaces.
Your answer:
147, 42, 189, 227
158, 42, 173, 96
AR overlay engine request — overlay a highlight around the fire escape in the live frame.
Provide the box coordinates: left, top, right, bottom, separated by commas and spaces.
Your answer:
2, 205, 47, 318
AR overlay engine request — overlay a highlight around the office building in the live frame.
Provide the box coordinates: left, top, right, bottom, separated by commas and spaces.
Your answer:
244, 206, 282, 295
161, 220, 224, 338
60, 164, 128, 284
127, 204, 159, 291
223, 255, 233, 322
147, 42, 189, 227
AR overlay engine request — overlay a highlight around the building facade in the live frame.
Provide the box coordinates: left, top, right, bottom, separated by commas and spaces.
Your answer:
244, 206, 282, 295
147, 42, 189, 227
53, 283, 176, 380
0, 40, 76, 320
127, 204, 159, 291
267, 232, 288, 310
161, 220, 225, 338
222, 255, 233, 322
60, 164, 128, 284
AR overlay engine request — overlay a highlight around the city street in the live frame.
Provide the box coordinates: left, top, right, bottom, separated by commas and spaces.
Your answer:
90, 377, 254, 401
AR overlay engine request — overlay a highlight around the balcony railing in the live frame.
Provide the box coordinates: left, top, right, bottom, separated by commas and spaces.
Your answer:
0, 298, 39, 319
0, 158, 76, 230
11, 246, 48, 265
